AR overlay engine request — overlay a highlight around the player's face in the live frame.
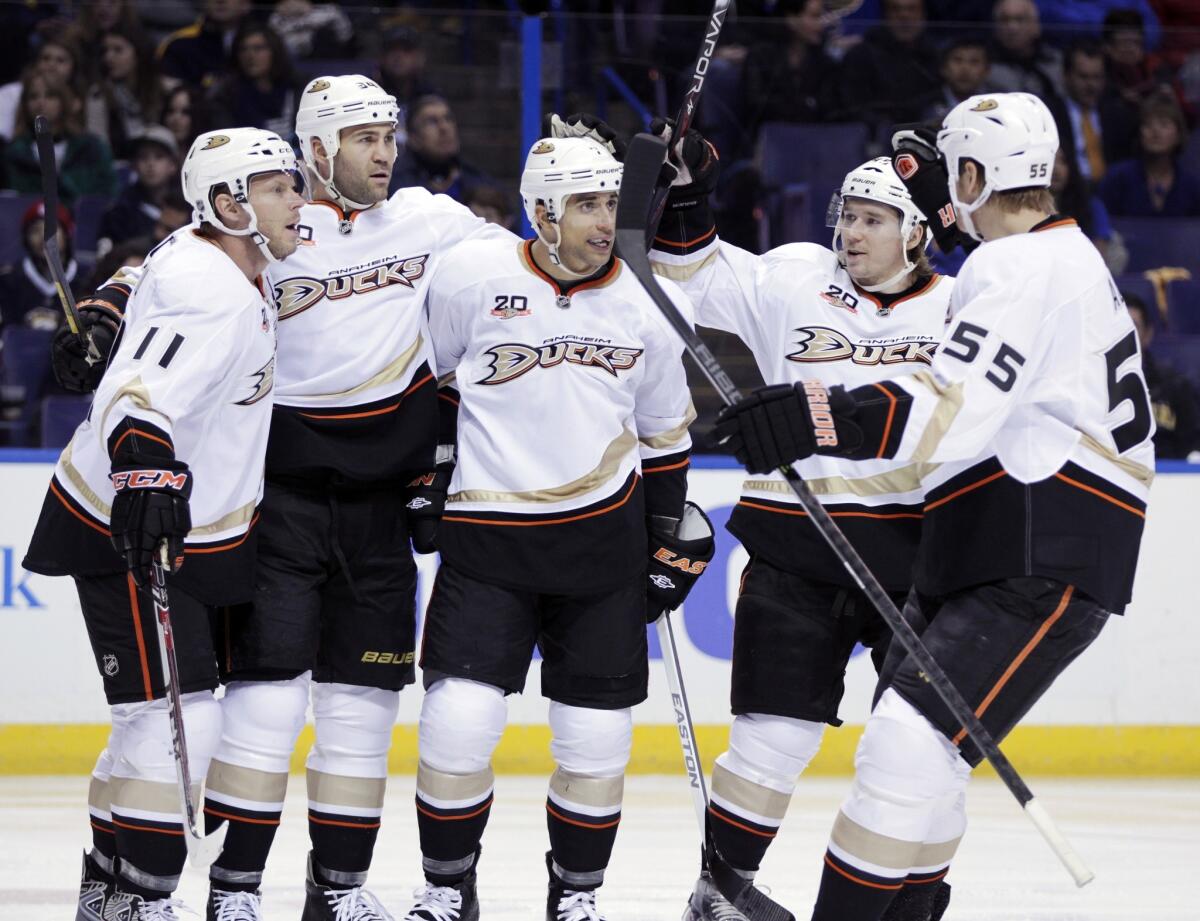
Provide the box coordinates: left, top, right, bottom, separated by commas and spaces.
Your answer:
332, 125, 397, 205
838, 198, 910, 286
555, 191, 617, 274
248, 171, 306, 260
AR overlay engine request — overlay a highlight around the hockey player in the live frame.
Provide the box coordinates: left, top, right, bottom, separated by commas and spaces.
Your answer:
202, 76, 514, 921
713, 93, 1153, 921
49, 75, 513, 921
400, 135, 712, 921
22, 127, 304, 920
647, 122, 954, 921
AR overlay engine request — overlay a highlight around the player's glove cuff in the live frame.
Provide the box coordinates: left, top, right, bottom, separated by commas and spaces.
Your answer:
646, 501, 715, 620
712, 382, 864, 473
405, 456, 455, 554
890, 122, 976, 256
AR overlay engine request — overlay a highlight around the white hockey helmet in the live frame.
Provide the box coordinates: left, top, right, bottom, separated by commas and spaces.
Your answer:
295, 74, 398, 211
828, 157, 930, 292
181, 127, 302, 264
937, 92, 1059, 241
520, 136, 622, 277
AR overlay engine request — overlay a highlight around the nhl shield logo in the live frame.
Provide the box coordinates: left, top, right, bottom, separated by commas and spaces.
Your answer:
102, 654, 119, 677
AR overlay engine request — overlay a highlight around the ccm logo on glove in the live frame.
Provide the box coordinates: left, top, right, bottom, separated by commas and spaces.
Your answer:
110, 469, 191, 491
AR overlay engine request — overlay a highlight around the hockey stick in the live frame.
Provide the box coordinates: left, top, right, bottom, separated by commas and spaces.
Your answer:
149, 546, 228, 867
654, 609, 709, 835
617, 133, 1095, 893
645, 0, 731, 245
33, 115, 101, 364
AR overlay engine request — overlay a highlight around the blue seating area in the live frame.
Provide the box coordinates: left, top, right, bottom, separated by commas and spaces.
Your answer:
0, 327, 54, 446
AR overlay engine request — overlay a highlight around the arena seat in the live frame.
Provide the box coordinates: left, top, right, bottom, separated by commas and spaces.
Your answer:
1111, 217, 1200, 274
40, 394, 91, 448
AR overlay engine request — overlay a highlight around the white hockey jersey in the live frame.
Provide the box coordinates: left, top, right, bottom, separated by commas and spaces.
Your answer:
427, 238, 696, 593
263, 189, 512, 487
879, 216, 1153, 610
651, 236, 953, 590
24, 229, 277, 604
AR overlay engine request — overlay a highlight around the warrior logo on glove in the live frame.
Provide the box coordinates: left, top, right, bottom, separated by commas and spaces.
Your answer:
802, 381, 840, 449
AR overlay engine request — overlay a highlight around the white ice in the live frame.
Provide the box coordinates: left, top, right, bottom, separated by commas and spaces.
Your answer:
1, 775, 1195, 919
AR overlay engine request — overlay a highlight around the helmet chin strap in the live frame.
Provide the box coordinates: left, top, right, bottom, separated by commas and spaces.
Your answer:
535, 219, 595, 280
314, 155, 373, 213
950, 176, 992, 242
213, 200, 279, 265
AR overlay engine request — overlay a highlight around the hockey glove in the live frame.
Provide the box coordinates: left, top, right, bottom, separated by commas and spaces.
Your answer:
646, 501, 715, 620
405, 458, 454, 554
712, 382, 864, 474
51, 288, 128, 392
544, 112, 626, 161
109, 462, 193, 586
890, 123, 976, 256
649, 117, 720, 210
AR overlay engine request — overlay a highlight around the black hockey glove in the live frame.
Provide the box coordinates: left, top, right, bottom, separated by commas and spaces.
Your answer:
109, 462, 193, 586
51, 289, 127, 393
544, 112, 626, 161
890, 123, 976, 257
404, 458, 454, 554
646, 501, 715, 620
712, 382, 864, 474
649, 117, 720, 212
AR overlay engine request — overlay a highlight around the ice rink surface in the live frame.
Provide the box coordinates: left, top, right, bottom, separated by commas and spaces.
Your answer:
1, 774, 1195, 920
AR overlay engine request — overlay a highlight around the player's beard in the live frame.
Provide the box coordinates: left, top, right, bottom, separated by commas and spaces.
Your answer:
336, 166, 389, 208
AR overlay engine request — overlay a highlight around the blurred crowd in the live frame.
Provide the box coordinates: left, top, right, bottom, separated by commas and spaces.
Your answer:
1, 0, 1198, 459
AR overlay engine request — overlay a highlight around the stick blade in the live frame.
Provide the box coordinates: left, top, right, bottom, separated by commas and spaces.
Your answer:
186, 818, 228, 869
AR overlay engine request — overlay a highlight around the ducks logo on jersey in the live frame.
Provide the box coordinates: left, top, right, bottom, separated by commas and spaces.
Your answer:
275, 254, 429, 320
787, 326, 938, 366
477, 338, 643, 385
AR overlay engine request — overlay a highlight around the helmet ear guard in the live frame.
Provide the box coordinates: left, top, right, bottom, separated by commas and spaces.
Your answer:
519, 136, 622, 278
828, 156, 930, 292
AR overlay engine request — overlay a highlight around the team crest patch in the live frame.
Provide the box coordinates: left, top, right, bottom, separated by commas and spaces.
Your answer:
820, 290, 858, 314
490, 295, 532, 319
201, 134, 230, 150
307, 78, 331, 93
102, 654, 119, 677
970, 98, 998, 112
532, 140, 555, 154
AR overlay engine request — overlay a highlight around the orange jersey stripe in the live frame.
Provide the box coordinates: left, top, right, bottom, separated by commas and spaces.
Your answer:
126, 573, 154, 701
545, 803, 621, 830
822, 854, 903, 891
642, 457, 690, 474
870, 382, 898, 459
307, 814, 382, 830
111, 817, 184, 837
184, 513, 259, 555
737, 500, 923, 520
296, 372, 434, 421
951, 585, 1075, 746
50, 480, 111, 536
923, 470, 1007, 512
414, 800, 493, 822
707, 806, 776, 839
203, 807, 280, 827
1054, 472, 1145, 519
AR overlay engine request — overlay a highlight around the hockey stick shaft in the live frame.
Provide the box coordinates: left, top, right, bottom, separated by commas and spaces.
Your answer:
33, 115, 100, 363
617, 132, 1093, 888
149, 547, 227, 867
654, 610, 709, 835
645, 0, 731, 243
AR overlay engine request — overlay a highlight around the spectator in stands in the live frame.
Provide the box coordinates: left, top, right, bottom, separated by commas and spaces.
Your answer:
1102, 8, 1156, 105
152, 189, 192, 243
924, 36, 991, 123
0, 38, 86, 141
1126, 291, 1200, 459
85, 25, 171, 161
986, 0, 1064, 100
375, 27, 437, 147
158, 0, 254, 90
1047, 41, 1139, 184
209, 21, 299, 139
837, 0, 941, 128
389, 94, 494, 202
97, 125, 180, 251
2, 72, 117, 203
269, 0, 355, 60
464, 184, 515, 231
160, 84, 214, 155
1051, 147, 1113, 262
740, 0, 835, 131
85, 239, 147, 293
67, 0, 143, 79
1100, 90, 1200, 216
0, 200, 80, 332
